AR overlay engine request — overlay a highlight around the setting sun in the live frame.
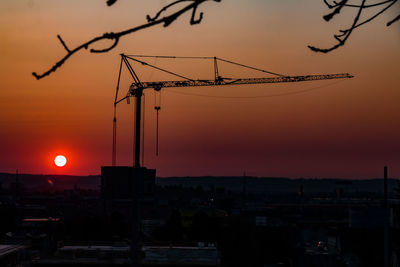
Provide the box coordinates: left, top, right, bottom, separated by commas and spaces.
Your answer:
54, 155, 67, 167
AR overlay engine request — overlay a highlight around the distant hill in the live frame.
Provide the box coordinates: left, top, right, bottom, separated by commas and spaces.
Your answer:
0, 172, 100, 192
0, 173, 398, 195
156, 176, 399, 196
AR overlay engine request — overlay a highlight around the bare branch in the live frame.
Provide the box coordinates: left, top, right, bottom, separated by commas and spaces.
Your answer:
351, 0, 397, 29
146, 0, 192, 23
328, 0, 394, 8
33, 0, 220, 80
309, 0, 399, 53
90, 33, 119, 53
387, 14, 400, 25
309, 0, 366, 53
190, 4, 203, 24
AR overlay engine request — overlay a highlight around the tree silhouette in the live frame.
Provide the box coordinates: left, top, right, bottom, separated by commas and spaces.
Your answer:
32, 0, 221, 80
32, 0, 399, 80
309, 0, 400, 53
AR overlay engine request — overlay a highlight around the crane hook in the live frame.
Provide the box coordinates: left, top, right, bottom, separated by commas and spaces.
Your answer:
155, 106, 161, 156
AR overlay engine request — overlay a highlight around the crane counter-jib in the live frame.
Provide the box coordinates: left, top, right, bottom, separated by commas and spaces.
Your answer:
128, 73, 354, 93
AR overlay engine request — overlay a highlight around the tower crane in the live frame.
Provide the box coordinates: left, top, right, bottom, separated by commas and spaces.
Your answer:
113, 54, 354, 167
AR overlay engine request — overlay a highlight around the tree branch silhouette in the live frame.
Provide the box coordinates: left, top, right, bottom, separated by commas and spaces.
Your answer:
32, 0, 220, 80
309, 0, 399, 53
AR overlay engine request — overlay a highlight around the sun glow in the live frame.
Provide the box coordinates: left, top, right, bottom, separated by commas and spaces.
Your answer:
54, 155, 67, 167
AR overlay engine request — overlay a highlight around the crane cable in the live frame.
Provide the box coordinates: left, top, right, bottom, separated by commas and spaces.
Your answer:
216, 57, 285, 77
112, 57, 123, 166
125, 55, 195, 81
142, 93, 145, 166
132, 97, 135, 166
125, 55, 285, 78
154, 90, 162, 156
126, 55, 214, 60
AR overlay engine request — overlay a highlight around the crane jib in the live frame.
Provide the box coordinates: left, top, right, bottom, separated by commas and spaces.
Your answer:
129, 73, 354, 93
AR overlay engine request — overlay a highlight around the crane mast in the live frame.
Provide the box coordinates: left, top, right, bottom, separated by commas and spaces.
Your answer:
114, 54, 354, 168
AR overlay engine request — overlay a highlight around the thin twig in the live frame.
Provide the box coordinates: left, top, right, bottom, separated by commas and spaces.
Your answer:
387, 14, 400, 26
325, 0, 394, 8
323, 0, 348, 22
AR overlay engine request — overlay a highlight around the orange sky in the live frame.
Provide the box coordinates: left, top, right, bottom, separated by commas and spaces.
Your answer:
0, 1, 399, 178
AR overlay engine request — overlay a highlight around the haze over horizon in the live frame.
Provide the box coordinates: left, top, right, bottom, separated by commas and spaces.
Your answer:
1, 1, 399, 178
